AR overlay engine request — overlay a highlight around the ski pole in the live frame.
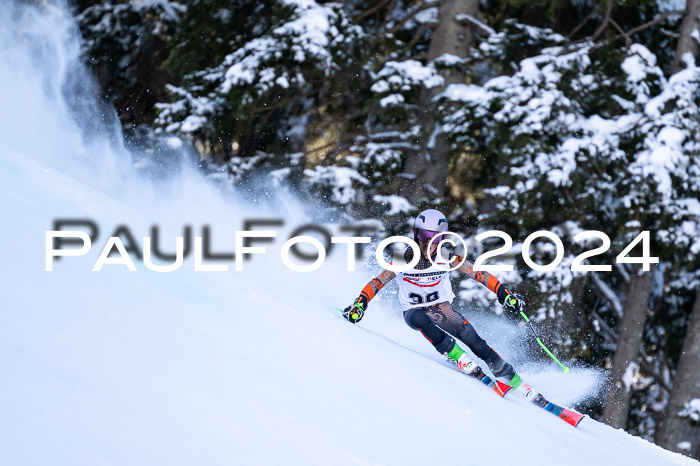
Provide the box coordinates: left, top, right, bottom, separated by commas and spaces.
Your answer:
518, 310, 569, 373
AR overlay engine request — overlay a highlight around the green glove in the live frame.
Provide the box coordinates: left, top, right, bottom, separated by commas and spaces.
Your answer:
343, 302, 365, 324
503, 293, 525, 314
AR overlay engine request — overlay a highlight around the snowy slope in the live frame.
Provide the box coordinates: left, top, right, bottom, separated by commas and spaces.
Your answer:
1, 144, 697, 466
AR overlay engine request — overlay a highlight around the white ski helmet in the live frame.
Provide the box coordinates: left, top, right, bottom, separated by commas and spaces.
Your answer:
413, 209, 448, 243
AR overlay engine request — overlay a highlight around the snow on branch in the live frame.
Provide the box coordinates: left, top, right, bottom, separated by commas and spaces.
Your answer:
593, 273, 624, 317
679, 399, 700, 425
455, 14, 496, 37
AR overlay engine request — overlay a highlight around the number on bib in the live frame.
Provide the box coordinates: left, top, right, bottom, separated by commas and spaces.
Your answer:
408, 291, 440, 305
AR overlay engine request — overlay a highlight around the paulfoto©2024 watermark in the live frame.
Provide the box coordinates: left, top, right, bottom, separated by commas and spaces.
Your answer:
45, 219, 659, 273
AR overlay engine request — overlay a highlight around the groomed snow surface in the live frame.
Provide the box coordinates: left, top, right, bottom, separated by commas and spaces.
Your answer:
0, 145, 696, 466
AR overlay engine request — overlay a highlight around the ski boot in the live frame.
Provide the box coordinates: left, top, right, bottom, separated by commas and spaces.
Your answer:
445, 343, 477, 375
447, 343, 510, 397
506, 373, 538, 401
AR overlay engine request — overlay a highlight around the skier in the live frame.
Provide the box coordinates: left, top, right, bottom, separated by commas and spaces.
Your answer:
342, 209, 536, 399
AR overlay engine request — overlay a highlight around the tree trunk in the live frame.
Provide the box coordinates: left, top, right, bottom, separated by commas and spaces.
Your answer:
673, 0, 700, 74
557, 275, 587, 357
564, 276, 586, 330
602, 267, 654, 428
399, 0, 479, 204
655, 291, 700, 459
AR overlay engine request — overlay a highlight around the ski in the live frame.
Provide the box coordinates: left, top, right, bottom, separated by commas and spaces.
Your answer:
530, 393, 585, 427
468, 366, 510, 397
494, 381, 585, 427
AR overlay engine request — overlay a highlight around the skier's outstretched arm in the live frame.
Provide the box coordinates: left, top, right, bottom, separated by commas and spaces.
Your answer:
451, 255, 525, 313
342, 269, 396, 323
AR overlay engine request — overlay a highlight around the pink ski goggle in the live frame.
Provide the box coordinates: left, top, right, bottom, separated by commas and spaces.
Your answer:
415, 228, 445, 243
